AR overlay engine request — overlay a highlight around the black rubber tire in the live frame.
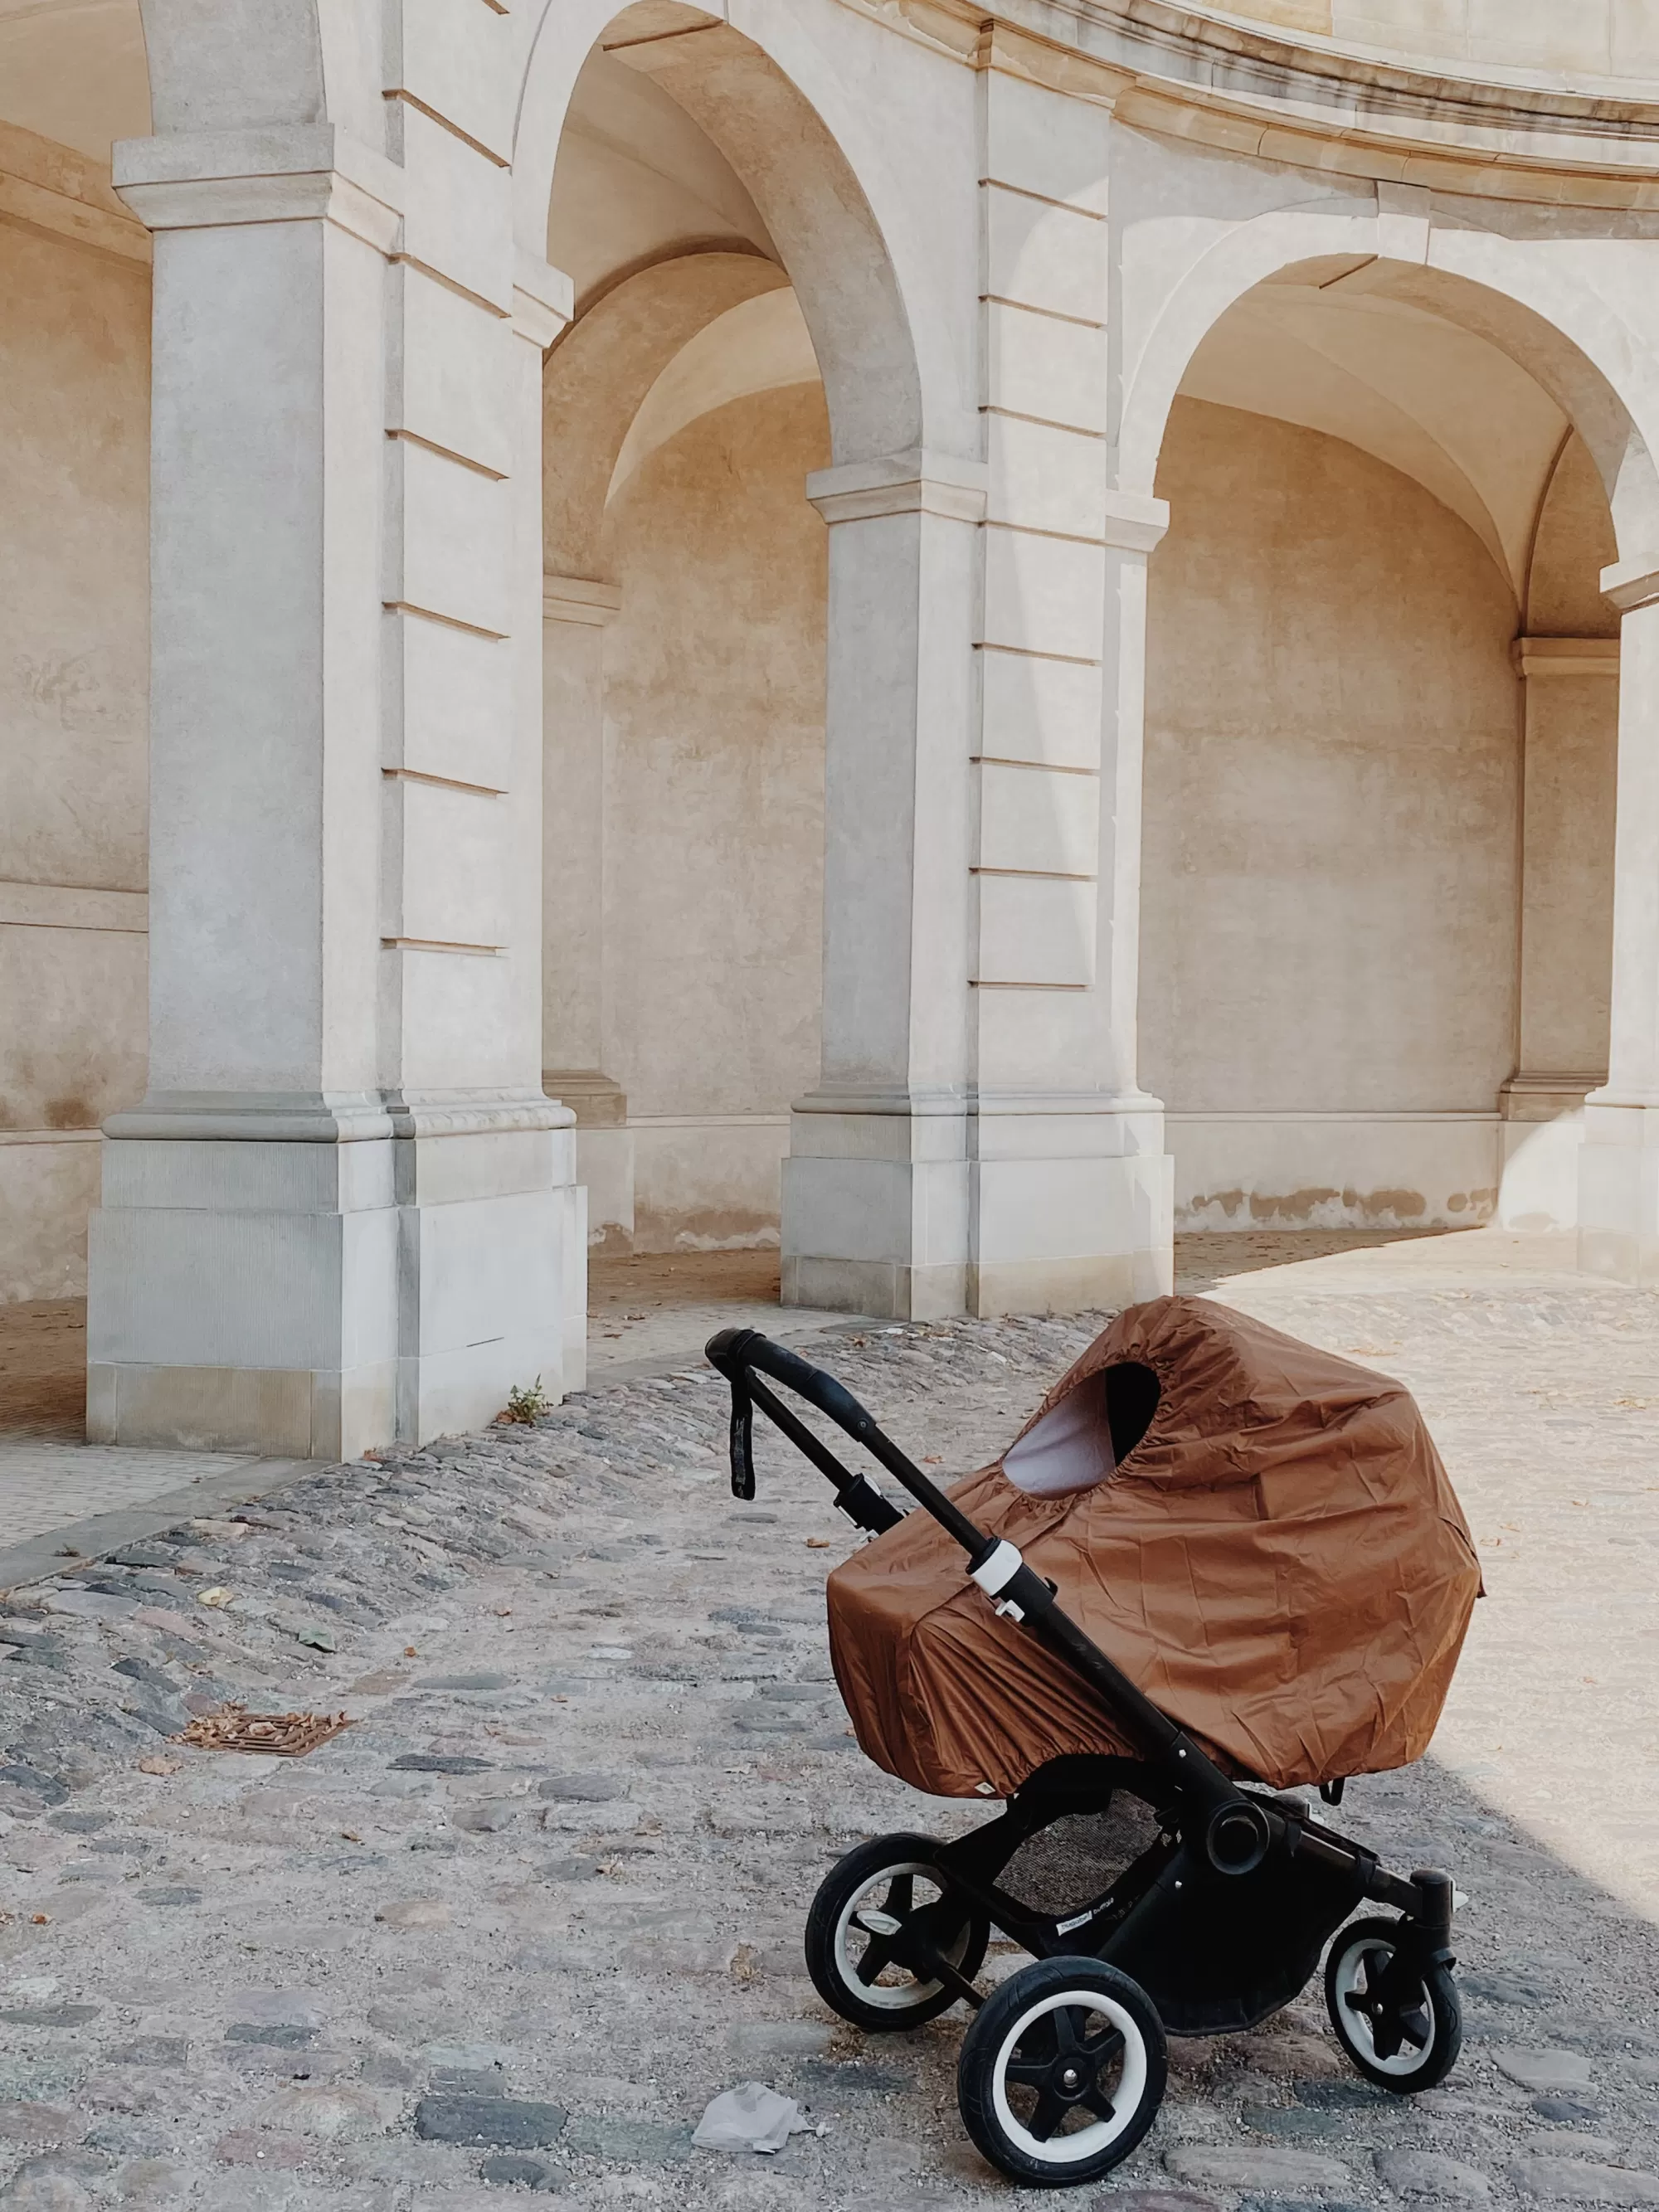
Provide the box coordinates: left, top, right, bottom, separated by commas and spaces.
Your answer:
804, 1832, 989, 2033
1325, 1916, 1462, 2093
956, 1955, 1166, 2187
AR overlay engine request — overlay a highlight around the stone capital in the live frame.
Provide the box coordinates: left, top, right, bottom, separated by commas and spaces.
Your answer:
806, 450, 989, 526
112, 125, 403, 253
1511, 635, 1620, 678
544, 574, 623, 627
1376, 179, 1432, 265
1101, 488, 1170, 554
542, 1070, 629, 1128
513, 250, 574, 348
1600, 551, 1659, 612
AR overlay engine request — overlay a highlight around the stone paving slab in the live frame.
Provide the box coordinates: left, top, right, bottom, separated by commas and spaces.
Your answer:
0, 1448, 264, 1562
0, 1245, 1653, 2209
0, 1459, 314, 1602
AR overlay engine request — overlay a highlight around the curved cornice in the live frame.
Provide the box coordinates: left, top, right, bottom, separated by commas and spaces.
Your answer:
867, 0, 1659, 201
1065, 2, 1659, 129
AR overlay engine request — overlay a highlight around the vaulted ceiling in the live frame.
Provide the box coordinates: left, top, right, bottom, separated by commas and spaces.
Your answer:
0, 0, 149, 160
1177, 270, 1576, 604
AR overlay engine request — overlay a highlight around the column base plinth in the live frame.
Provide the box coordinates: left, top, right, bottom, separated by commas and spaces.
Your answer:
1578, 1098, 1659, 1285
781, 1096, 1173, 1321
87, 1095, 585, 1456
544, 1071, 634, 1253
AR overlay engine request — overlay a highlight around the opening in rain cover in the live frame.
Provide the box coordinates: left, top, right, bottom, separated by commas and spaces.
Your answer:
826, 1296, 1481, 1799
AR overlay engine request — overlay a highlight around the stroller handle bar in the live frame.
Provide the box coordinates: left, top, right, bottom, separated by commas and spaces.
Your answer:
707, 1326, 988, 1553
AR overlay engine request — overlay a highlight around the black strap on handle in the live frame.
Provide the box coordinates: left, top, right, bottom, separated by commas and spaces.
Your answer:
706, 1327, 990, 1556
727, 1370, 757, 1501
712, 1334, 902, 1535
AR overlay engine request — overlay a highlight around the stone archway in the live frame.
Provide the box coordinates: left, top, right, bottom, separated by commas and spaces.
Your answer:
538, 246, 825, 1262
519, 2, 995, 1325
1110, 188, 1659, 1280
0, 2, 153, 1326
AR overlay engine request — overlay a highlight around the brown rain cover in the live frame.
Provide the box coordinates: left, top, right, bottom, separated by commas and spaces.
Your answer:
827, 1296, 1481, 1799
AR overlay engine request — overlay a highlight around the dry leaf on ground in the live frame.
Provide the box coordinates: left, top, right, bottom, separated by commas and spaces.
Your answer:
173, 1704, 353, 1758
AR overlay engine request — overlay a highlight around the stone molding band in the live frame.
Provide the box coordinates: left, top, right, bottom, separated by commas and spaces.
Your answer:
792, 1087, 1165, 1117
113, 125, 404, 253
544, 575, 624, 625
1511, 636, 1621, 678
104, 1091, 575, 1143
806, 459, 1170, 553
513, 250, 574, 348
1601, 554, 1659, 613
1101, 488, 1170, 553
807, 450, 990, 524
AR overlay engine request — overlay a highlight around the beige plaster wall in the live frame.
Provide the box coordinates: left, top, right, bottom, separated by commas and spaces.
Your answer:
1141, 398, 1522, 1228
598, 381, 829, 1249
1220, 1, 1659, 79
0, 215, 150, 1297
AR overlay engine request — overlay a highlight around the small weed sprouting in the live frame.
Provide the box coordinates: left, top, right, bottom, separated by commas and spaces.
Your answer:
500, 1376, 552, 1425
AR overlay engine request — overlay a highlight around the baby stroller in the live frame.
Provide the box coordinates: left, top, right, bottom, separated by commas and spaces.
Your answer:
707, 1297, 1482, 2188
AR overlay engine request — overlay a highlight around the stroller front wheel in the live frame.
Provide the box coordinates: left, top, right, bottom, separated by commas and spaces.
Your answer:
1325, 1916, 1462, 2092
805, 1832, 989, 2032
957, 1956, 1165, 2187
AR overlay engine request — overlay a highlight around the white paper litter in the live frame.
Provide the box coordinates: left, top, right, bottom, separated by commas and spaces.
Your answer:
692, 2081, 812, 2155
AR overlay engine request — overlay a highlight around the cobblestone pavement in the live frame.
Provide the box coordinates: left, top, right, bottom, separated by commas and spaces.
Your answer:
0, 1262, 856, 1542
0, 1234, 1655, 2210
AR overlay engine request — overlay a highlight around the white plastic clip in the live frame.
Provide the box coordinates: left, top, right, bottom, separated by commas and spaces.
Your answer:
970, 1539, 1026, 1621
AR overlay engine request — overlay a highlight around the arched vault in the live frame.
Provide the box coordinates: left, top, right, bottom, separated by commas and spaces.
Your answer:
1116, 193, 1659, 569
515, 1, 958, 468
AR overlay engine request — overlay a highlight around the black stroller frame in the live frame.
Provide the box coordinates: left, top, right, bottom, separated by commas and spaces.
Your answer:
708, 1327, 1465, 2188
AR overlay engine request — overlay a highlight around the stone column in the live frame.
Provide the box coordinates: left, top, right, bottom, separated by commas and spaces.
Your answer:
781, 452, 984, 1319
965, 28, 1171, 1313
782, 32, 1175, 1322
1499, 636, 1618, 1228
1580, 561, 1659, 1281
91, 80, 582, 1452
542, 575, 635, 1255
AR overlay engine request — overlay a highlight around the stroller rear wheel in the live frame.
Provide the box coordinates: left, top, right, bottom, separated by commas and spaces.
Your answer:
957, 1955, 1165, 2186
1325, 1916, 1462, 2092
805, 1832, 989, 2032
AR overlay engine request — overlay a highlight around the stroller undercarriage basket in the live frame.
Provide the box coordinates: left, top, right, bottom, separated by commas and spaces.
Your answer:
707, 1315, 1472, 2190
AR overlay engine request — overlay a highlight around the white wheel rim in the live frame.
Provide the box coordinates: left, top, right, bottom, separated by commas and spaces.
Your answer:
990, 1986, 1148, 2166
830, 1860, 969, 2012
1332, 1934, 1435, 2077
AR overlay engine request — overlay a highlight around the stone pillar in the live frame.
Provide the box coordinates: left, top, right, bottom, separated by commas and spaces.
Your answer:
1580, 562, 1659, 1281
782, 451, 984, 1319
1499, 636, 1618, 1228
781, 33, 1175, 1321
542, 575, 635, 1255
90, 84, 583, 1453
966, 31, 1170, 1312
